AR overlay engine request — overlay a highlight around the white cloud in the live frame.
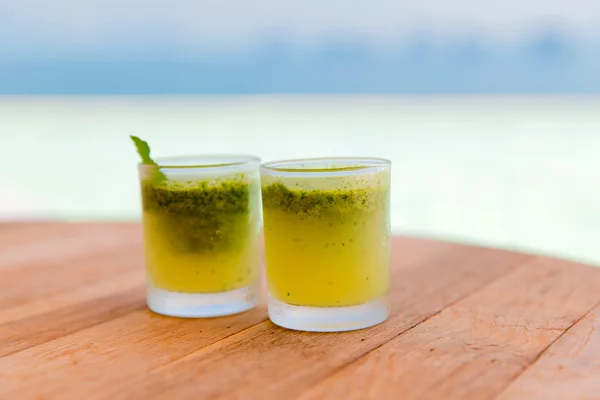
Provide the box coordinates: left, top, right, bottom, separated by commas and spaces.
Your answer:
1, 0, 599, 49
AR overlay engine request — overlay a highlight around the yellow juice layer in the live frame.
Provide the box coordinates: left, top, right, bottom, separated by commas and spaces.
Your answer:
263, 184, 390, 307
140, 175, 260, 294
143, 212, 259, 293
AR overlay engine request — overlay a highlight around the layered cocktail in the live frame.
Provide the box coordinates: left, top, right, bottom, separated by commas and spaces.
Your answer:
261, 158, 391, 331
139, 155, 261, 317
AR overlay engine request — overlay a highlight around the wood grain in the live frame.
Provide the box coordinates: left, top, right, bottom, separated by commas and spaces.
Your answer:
0, 233, 454, 399
497, 302, 600, 400
86, 247, 526, 399
0, 223, 142, 271
0, 223, 599, 400
300, 257, 600, 400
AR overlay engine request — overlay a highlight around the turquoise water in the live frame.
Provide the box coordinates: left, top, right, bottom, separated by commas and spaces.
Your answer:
1, 95, 599, 265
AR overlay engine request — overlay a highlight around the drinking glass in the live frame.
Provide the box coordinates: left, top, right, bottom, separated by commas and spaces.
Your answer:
260, 157, 391, 331
139, 155, 261, 317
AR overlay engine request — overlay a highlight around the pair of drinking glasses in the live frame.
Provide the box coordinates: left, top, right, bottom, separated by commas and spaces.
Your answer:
139, 155, 391, 332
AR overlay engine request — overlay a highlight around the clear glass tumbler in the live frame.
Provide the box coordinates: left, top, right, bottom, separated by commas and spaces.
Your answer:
139, 155, 262, 317
260, 157, 391, 331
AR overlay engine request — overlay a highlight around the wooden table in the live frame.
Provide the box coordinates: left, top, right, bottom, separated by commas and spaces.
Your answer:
1, 223, 599, 400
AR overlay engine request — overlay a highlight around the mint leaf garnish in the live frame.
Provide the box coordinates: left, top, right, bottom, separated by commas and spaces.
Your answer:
130, 135, 167, 181
130, 135, 157, 165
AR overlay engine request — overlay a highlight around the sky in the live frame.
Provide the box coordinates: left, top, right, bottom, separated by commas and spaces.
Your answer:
1, 0, 598, 93
2, 0, 599, 53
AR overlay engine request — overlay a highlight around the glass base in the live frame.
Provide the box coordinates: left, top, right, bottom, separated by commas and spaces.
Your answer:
268, 295, 390, 332
147, 283, 258, 318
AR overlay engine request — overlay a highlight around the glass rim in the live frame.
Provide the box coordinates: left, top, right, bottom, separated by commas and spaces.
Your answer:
260, 157, 391, 176
138, 154, 260, 170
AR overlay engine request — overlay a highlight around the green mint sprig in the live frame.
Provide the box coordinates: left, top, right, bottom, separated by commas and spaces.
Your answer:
130, 135, 167, 182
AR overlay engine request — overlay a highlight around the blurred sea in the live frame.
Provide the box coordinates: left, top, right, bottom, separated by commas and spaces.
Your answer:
2, 95, 599, 265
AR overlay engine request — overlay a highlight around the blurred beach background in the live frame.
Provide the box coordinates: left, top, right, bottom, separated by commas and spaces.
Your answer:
1, 0, 599, 265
